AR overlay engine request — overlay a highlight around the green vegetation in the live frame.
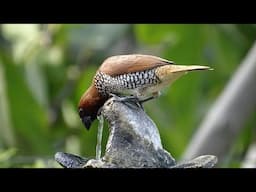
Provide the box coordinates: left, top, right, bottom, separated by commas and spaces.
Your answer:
0, 24, 255, 167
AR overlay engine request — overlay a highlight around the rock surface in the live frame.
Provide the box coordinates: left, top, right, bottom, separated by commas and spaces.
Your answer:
55, 97, 217, 168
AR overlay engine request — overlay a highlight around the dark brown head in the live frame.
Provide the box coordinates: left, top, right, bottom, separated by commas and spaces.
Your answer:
78, 107, 96, 130
78, 85, 107, 130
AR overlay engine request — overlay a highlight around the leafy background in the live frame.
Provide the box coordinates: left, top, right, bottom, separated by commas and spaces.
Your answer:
0, 24, 255, 168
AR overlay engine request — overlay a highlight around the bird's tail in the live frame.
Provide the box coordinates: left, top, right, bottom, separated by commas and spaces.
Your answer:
155, 64, 212, 83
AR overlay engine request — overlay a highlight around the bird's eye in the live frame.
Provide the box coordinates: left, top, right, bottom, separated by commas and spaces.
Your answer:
78, 108, 85, 118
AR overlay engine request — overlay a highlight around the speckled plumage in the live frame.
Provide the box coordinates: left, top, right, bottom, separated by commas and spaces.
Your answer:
94, 68, 160, 98
78, 54, 211, 130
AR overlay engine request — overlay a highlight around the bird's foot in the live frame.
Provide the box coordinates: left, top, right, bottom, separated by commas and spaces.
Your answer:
139, 91, 160, 103
139, 96, 155, 103
109, 93, 144, 110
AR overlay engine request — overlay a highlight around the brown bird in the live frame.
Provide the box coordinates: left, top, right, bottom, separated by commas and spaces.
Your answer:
78, 54, 211, 129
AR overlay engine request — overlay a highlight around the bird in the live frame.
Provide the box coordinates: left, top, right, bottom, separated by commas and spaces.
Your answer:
78, 54, 211, 130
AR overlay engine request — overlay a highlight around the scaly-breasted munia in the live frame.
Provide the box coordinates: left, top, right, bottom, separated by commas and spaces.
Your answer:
78, 54, 211, 129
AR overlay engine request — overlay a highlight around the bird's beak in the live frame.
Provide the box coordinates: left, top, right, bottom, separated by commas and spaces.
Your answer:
82, 116, 92, 130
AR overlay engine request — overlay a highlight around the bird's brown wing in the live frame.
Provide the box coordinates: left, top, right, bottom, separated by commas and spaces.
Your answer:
98, 54, 173, 76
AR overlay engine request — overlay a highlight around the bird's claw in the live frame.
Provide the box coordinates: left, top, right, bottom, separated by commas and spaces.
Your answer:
109, 93, 144, 110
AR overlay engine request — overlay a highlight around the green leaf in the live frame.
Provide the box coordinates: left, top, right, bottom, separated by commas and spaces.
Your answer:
0, 62, 15, 146
3, 55, 52, 155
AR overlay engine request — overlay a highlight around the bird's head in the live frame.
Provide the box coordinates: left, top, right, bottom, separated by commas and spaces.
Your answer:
78, 85, 107, 130
78, 107, 95, 130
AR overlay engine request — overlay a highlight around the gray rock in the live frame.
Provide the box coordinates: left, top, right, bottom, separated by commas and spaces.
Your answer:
55, 97, 217, 168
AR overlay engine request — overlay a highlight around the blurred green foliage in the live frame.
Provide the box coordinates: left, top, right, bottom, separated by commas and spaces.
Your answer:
0, 24, 255, 168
